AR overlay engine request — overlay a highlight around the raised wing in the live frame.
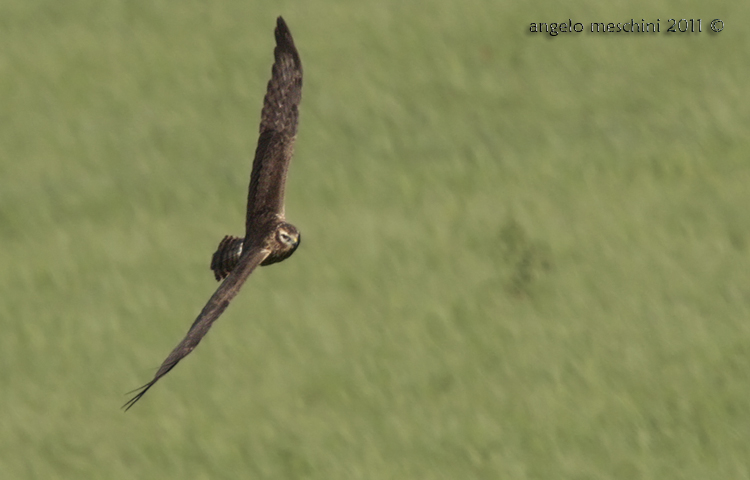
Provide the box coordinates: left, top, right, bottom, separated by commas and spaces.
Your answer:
123, 246, 271, 410
246, 16, 303, 234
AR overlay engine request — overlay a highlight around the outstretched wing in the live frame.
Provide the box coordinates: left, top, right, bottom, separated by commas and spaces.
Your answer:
123, 246, 271, 411
246, 16, 303, 235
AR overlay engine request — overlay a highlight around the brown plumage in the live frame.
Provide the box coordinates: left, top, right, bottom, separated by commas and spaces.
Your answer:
124, 17, 303, 411
210, 235, 244, 281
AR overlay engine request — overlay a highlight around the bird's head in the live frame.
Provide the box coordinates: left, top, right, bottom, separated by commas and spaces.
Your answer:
277, 223, 301, 251
261, 222, 300, 266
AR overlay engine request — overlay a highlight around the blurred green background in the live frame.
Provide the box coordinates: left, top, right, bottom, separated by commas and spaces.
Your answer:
1, 0, 748, 478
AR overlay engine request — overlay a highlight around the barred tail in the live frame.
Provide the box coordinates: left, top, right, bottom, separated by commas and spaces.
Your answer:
210, 235, 245, 281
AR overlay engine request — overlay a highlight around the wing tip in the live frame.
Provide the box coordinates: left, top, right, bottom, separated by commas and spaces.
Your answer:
275, 16, 290, 40
276, 16, 291, 36
122, 382, 154, 412
274, 16, 298, 61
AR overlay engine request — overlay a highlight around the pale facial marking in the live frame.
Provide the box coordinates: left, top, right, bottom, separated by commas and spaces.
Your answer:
278, 229, 299, 247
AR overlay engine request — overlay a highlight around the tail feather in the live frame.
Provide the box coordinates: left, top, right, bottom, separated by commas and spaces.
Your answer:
210, 235, 244, 281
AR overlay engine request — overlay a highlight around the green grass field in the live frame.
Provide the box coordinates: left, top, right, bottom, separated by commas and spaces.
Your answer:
2, 0, 749, 478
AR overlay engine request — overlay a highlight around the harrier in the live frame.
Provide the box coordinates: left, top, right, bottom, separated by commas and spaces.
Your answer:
124, 17, 303, 410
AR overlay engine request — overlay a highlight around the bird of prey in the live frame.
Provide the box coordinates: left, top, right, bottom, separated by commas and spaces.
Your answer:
123, 16, 303, 411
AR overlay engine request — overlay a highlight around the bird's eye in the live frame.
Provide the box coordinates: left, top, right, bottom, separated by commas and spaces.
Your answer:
279, 232, 294, 245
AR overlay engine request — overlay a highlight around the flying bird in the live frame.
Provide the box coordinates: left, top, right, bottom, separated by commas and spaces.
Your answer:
123, 16, 303, 411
